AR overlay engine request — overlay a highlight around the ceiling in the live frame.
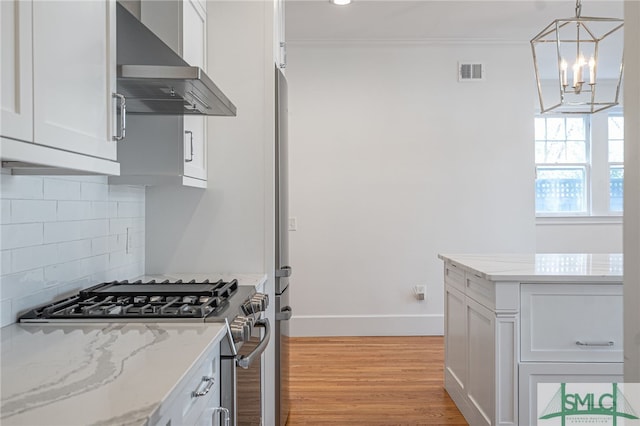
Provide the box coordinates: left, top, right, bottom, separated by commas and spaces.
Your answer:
285, 0, 624, 42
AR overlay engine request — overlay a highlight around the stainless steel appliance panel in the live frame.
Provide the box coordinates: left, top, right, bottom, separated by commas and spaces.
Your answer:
275, 67, 290, 296
275, 290, 292, 426
236, 328, 263, 425
275, 66, 293, 426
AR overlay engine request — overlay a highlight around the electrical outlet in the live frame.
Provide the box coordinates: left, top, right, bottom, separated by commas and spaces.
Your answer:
288, 217, 297, 231
414, 285, 426, 301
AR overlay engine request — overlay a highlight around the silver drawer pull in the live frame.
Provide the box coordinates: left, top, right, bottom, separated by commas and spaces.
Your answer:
192, 376, 215, 397
575, 340, 614, 347
211, 407, 230, 426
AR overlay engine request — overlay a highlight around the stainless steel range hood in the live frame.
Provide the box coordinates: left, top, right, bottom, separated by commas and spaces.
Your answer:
116, 3, 236, 116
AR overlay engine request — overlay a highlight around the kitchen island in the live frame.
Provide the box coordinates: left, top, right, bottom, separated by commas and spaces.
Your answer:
439, 253, 623, 426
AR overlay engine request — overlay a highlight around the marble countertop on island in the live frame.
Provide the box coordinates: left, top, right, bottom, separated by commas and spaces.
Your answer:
438, 253, 622, 282
0, 322, 227, 426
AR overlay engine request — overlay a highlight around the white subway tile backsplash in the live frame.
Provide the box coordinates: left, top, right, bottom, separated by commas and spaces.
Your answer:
108, 201, 118, 217
2, 200, 11, 223
57, 201, 92, 221
81, 181, 109, 201
107, 261, 144, 282
109, 250, 130, 270
44, 178, 81, 200
107, 235, 123, 253
1, 174, 145, 327
0, 175, 43, 200
11, 200, 57, 223
63, 176, 107, 184
56, 277, 93, 298
12, 286, 58, 318
1, 223, 43, 250
12, 244, 58, 273
118, 202, 144, 218
80, 254, 109, 275
44, 219, 109, 244
44, 259, 86, 284
91, 236, 110, 256
57, 239, 92, 263
0, 299, 12, 328
0, 269, 45, 300
90, 201, 110, 219
1, 250, 12, 275
109, 217, 134, 235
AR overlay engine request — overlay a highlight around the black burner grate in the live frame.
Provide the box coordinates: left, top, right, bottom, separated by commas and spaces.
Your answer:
20, 279, 240, 321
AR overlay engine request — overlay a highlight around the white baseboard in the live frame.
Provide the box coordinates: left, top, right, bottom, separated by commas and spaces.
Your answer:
289, 314, 444, 337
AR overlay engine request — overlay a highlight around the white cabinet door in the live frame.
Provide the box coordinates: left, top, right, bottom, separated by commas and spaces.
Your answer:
1, 0, 33, 142
445, 285, 467, 392
466, 297, 495, 426
182, 0, 207, 182
32, 0, 117, 161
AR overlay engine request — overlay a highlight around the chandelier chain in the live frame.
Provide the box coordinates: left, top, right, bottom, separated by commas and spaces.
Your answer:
575, 0, 582, 18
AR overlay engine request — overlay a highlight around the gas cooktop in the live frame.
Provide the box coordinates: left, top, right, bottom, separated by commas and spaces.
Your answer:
18, 279, 259, 323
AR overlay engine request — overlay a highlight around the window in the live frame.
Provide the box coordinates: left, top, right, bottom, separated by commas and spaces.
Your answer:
535, 117, 589, 214
608, 116, 624, 212
535, 114, 623, 216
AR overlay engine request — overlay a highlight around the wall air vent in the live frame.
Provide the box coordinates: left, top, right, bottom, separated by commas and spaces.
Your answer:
458, 63, 484, 82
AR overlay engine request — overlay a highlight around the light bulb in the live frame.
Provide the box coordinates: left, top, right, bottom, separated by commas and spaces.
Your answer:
588, 57, 596, 85
330, 0, 352, 5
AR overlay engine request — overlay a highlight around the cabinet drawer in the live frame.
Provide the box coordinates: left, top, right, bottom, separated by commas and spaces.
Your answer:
154, 342, 221, 425
465, 273, 495, 310
518, 362, 623, 426
521, 284, 623, 362
444, 263, 465, 293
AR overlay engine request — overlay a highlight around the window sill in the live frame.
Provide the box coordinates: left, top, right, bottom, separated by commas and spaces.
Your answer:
536, 215, 623, 225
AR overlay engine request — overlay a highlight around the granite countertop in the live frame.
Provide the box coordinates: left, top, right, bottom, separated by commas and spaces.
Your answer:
1, 322, 227, 426
438, 253, 623, 282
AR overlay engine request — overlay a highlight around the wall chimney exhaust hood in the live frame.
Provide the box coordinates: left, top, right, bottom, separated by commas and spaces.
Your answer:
116, 3, 236, 116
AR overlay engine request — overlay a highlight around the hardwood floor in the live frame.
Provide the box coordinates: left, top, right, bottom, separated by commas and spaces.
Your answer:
287, 336, 468, 426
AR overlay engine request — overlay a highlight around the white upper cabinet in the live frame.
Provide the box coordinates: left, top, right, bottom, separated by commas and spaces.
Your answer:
1, 0, 33, 143
182, 0, 207, 182
33, 0, 117, 160
1, 0, 120, 175
116, 0, 208, 187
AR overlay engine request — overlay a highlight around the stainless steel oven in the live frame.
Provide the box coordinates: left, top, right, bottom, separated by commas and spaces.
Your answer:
18, 279, 269, 426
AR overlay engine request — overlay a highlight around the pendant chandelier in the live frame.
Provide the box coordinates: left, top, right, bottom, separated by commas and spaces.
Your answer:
530, 0, 624, 114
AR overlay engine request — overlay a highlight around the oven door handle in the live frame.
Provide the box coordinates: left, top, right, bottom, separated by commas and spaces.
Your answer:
237, 318, 270, 369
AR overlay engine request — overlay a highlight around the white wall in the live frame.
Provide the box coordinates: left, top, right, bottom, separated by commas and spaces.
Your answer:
144, 1, 277, 423
0, 173, 145, 327
536, 221, 622, 253
286, 41, 537, 336
145, 1, 274, 276
624, 0, 640, 382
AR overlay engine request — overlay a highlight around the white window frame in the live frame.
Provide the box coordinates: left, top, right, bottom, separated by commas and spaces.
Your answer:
535, 115, 591, 217
607, 113, 624, 213
535, 111, 623, 219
